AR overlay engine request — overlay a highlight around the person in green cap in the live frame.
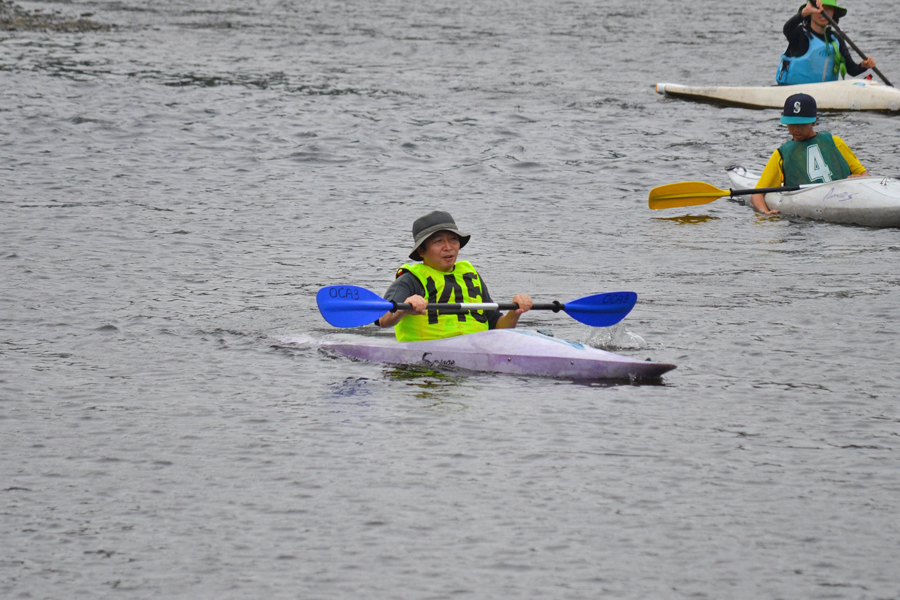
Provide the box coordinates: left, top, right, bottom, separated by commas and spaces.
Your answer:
751, 93, 869, 215
776, 0, 876, 85
376, 211, 532, 341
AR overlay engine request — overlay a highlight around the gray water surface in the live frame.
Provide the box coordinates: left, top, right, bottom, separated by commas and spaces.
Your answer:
2, 0, 900, 598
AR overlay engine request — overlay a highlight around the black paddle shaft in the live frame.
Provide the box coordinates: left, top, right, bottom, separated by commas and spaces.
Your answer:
822, 11, 892, 86
730, 185, 804, 196
392, 301, 565, 313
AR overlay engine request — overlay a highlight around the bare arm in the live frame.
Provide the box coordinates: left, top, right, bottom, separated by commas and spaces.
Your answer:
750, 150, 785, 215
377, 295, 427, 328
751, 193, 779, 215
494, 294, 533, 329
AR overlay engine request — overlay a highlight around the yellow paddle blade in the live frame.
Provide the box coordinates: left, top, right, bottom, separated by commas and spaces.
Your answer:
648, 181, 731, 210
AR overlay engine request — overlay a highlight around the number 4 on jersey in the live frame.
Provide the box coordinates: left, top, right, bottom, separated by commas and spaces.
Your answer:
806, 144, 833, 183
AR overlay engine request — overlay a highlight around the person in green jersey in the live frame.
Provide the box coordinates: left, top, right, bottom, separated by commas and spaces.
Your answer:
377, 211, 532, 341
751, 93, 869, 215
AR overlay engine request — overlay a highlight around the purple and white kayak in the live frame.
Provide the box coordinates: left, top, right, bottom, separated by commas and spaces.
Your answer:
322, 329, 676, 380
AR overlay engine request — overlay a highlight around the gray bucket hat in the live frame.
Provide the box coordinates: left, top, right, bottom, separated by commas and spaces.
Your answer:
409, 211, 470, 261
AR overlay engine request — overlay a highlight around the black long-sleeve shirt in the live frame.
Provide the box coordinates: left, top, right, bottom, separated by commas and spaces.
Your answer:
782, 11, 868, 77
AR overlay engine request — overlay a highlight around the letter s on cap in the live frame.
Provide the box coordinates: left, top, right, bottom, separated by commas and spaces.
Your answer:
794, 101, 802, 114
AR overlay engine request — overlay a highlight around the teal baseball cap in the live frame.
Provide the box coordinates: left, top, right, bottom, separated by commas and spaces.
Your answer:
781, 93, 818, 124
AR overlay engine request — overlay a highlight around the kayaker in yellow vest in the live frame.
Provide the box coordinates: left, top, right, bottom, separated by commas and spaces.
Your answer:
377, 211, 532, 341
751, 93, 869, 215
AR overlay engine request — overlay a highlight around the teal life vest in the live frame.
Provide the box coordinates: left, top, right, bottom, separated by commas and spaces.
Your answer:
778, 132, 851, 185
776, 27, 846, 85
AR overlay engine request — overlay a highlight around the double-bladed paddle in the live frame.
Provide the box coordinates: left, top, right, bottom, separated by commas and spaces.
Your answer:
316, 285, 637, 328
821, 10, 892, 87
648, 180, 821, 210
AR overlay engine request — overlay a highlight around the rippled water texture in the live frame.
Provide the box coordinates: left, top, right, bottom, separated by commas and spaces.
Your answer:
2, 0, 899, 597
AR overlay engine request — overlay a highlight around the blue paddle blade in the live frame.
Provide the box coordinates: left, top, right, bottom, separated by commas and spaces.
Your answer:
563, 291, 637, 327
316, 285, 393, 328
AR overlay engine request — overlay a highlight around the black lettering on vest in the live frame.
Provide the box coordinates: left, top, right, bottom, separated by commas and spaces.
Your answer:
439, 274, 467, 322
425, 277, 439, 324
462, 272, 481, 298
462, 272, 487, 323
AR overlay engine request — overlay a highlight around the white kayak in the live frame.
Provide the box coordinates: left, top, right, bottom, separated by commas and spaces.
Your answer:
656, 79, 900, 111
321, 329, 676, 381
726, 165, 900, 227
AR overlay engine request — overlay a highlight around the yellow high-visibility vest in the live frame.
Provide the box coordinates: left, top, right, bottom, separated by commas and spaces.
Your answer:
393, 261, 490, 342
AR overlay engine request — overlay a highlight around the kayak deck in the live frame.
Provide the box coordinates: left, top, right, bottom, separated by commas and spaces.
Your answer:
322, 329, 676, 381
727, 166, 900, 227
656, 79, 900, 111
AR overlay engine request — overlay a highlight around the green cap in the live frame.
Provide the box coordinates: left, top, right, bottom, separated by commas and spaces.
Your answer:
802, 0, 847, 20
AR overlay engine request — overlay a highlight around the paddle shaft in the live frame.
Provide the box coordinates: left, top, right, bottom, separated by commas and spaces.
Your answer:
821, 10, 892, 86
392, 301, 563, 313
730, 185, 806, 196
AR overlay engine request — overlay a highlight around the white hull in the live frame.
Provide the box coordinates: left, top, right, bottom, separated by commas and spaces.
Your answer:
657, 79, 900, 111
726, 166, 900, 227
